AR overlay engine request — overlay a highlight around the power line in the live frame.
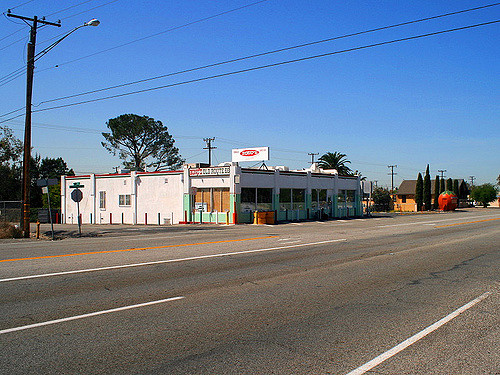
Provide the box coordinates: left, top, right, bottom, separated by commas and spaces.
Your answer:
6, 0, 36, 11
38, 0, 270, 72
45, 0, 95, 17
0, 25, 26, 42
0, 18, 494, 120
0, 0, 268, 87
30, 2, 500, 106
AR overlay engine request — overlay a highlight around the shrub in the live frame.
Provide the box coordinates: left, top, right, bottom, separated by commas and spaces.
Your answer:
0, 221, 22, 239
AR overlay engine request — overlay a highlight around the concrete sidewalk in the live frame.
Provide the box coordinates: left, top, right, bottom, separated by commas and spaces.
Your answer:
32, 222, 233, 240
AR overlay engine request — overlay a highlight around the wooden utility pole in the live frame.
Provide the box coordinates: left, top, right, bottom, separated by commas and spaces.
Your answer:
308, 152, 319, 164
7, 11, 61, 237
203, 137, 216, 166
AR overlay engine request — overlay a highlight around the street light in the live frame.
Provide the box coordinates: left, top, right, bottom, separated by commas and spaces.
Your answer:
7, 12, 99, 237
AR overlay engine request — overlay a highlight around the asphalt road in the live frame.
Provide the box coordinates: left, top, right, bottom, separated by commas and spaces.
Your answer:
1, 209, 499, 374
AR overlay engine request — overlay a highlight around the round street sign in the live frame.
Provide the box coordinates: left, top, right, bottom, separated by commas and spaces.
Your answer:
71, 188, 83, 203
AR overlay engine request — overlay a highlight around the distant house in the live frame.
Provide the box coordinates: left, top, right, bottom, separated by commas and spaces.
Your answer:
394, 179, 469, 212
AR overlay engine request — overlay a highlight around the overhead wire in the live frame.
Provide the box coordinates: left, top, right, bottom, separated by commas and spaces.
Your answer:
6, 0, 36, 11
1, 18, 499, 124
0, 0, 267, 87
30, 2, 500, 106
9, 19, 497, 118
37, 0, 270, 71
45, 0, 95, 17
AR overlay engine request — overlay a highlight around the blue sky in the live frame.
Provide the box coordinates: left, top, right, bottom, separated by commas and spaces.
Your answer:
1, 0, 498, 188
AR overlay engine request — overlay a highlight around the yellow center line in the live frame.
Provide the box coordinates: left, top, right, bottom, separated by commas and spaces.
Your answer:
435, 217, 500, 228
0, 236, 279, 263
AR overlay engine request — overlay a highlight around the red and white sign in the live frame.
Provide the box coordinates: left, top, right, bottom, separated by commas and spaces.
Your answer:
232, 147, 269, 162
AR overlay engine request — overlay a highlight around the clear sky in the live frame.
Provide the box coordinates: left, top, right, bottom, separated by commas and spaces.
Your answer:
1, 0, 499, 188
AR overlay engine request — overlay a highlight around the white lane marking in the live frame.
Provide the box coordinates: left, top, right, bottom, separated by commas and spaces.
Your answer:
0, 296, 184, 335
290, 223, 303, 225
375, 214, 499, 229
345, 291, 491, 375
0, 239, 347, 283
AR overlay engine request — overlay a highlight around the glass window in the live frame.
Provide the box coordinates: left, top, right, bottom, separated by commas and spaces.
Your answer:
99, 191, 106, 209
119, 194, 131, 206
280, 188, 292, 211
241, 188, 256, 203
257, 188, 272, 211
292, 189, 305, 210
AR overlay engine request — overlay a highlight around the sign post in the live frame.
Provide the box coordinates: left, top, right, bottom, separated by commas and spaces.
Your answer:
37, 178, 58, 240
70, 182, 84, 236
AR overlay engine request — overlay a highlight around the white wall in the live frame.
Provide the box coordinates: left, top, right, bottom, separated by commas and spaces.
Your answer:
63, 171, 184, 225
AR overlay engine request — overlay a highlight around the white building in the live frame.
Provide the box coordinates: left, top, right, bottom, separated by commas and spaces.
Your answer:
61, 163, 362, 225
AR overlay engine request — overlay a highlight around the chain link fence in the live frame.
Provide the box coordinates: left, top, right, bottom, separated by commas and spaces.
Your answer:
0, 201, 21, 223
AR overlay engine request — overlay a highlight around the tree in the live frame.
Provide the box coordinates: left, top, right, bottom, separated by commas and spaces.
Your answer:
434, 175, 440, 209
440, 178, 445, 193
372, 187, 391, 211
317, 152, 352, 175
423, 165, 431, 210
415, 173, 423, 211
470, 183, 498, 208
38, 157, 75, 209
0, 127, 22, 201
102, 114, 183, 171
453, 179, 459, 196
446, 178, 453, 191
39, 157, 74, 179
497, 174, 500, 186
0, 126, 22, 166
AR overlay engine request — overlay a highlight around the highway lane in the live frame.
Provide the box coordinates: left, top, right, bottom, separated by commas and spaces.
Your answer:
0, 209, 499, 374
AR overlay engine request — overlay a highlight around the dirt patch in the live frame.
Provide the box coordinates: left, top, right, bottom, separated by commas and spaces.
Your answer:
0, 222, 22, 238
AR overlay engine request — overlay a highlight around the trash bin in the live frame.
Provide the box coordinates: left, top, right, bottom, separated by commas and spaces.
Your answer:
265, 211, 275, 224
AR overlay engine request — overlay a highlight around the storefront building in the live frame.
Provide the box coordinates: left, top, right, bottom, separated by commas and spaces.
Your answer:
62, 163, 362, 225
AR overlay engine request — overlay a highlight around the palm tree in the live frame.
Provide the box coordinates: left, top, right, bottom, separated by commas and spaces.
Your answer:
317, 152, 352, 175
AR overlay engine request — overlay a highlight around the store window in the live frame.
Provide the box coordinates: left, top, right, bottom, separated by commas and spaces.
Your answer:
292, 189, 305, 209
241, 188, 272, 211
119, 194, 131, 206
279, 188, 305, 210
279, 188, 292, 211
312, 189, 328, 210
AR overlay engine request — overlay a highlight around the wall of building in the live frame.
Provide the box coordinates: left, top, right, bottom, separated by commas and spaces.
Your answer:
62, 171, 184, 225
62, 165, 362, 226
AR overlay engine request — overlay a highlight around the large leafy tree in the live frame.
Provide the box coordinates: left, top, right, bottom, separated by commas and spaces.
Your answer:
0, 126, 23, 201
317, 152, 352, 175
102, 114, 183, 171
470, 183, 498, 208
0, 126, 22, 166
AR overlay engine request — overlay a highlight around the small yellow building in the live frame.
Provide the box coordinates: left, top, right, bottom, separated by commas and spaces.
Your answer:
394, 180, 437, 212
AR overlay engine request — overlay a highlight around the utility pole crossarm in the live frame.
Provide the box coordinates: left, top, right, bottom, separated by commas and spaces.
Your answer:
6, 12, 62, 27
203, 137, 217, 166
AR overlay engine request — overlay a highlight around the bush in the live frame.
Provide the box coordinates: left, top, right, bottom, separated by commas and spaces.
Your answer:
372, 187, 392, 211
470, 183, 499, 208
0, 221, 22, 239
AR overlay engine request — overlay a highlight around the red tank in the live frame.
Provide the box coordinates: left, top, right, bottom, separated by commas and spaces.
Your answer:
438, 191, 458, 211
